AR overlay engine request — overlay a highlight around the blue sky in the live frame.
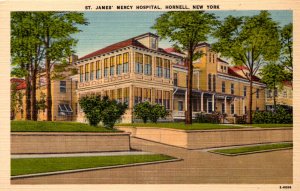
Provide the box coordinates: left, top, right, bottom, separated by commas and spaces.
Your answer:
73, 11, 292, 58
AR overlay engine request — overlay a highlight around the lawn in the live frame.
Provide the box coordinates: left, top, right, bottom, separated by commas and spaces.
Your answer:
11, 154, 175, 176
117, 123, 245, 130
210, 142, 293, 156
11, 120, 118, 132
117, 123, 293, 130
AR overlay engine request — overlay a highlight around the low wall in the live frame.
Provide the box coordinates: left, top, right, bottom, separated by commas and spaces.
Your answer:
118, 126, 292, 149
11, 132, 131, 154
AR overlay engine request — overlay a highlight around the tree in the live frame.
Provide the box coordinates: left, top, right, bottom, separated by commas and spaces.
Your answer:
79, 95, 128, 129
149, 104, 169, 123
212, 11, 281, 123
280, 23, 293, 73
39, 12, 87, 121
152, 11, 219, 124
134, 102, 151, 123
260, 63, 287, 110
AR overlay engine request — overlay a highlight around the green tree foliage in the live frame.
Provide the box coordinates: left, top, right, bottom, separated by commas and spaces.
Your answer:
133, 102, 151, 123
148, 104, 169, 123
280, 23, 293, 75
212, 11, 281, 123
253, 106, 292, 124
260, 63, 288, 109
152, 11, 219, 124
79, 96, 127, 129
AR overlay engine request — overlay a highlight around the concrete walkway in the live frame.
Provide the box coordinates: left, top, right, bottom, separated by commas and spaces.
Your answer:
12, 137, 292, 184
12, 151, 153, 159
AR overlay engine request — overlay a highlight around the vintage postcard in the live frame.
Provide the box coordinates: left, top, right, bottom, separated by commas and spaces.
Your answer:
0, 0, 299, 190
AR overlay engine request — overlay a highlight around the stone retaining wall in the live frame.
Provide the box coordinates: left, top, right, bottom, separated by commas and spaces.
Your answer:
11, 132, 131, 154
118, 126, 292, 149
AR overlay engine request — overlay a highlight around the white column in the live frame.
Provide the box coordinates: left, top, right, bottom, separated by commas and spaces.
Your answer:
201, 92, 204, 112
212, 94, 215, 112
224, 96, 227, 114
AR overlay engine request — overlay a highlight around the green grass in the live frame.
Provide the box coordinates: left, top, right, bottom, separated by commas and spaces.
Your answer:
246, 124, 293, 128
210, 142, 293, 155
11, 120, 118, 132
118, 123, 246, 130
11, 154, 175, 176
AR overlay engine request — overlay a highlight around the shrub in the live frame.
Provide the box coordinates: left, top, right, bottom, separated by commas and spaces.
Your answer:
79, 95, 128, 128
149, 104, 169, 123
195, 112, 222, 124
235, 115, 247, 124
253, 106, 293, 124
133, 102, 151, 123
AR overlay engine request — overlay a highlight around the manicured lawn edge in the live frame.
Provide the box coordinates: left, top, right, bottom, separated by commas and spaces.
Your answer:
11, 157, 182, 179
209, 142, 293, 156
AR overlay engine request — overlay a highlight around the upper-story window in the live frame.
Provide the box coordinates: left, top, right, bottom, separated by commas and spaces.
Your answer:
104, 58, 108, 77
244, 86, 247, 96
208, 52, 211, 63
151, 38, 157, 49
96, 60, 102, 79
85, 63, 89, 81
135, 53, 143, 74
212, 74, 216, 91
156, 57, 163, 77
212, 54, 215, 63
267, 89, 272, 98
208, 74, 212, 91
79, 65, 83, 82
144, 55, 152, 76
110, 56, 115, 76
123, 52, 129, 73
283, 90, 287, 98
116, 54, 122, 75
60, 81, 66, 93
231, 83, 234, 95
256, 88, 260, 98
222, 81, 225, 93
164, 59, 170, 79
90, 62, 94, 80
174, 73, 178, 86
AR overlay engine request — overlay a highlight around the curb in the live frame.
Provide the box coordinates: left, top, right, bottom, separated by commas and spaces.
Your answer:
11, 158, 183, 179
209, 147, 293, 156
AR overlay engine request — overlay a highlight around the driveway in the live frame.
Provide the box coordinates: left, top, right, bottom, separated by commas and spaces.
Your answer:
11, 137, 293, 184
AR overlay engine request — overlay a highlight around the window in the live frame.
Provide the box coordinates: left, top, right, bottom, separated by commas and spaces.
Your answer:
174, 73, 178, 86
134, 87, 142, 105
164, 59, 170, 79
231, 83, 234, 95
267, 89, 272, 98
274, 88, 278, 97
85, 63, 89, 81
90, 62, 94, 80
123, 87, 129, 104
104, 58, 108, 77
156, 57, 163, 77
116, 54, 122, 75
212, 54, 215, 63
151, 37, 157, 49
110, 56, 115, 76
60, 81, 66, 93
79, 66, 83, 82
143, 88, 151, 102
256, 89, 259, 98
208, 74, 212, 91
221, 66, 223, 71
96, 61, 102, 79
178, 101, 183, 111
163, 91, 170, 109
117, 88, 122, 103
212, 74, 216, 91
135, 53, 143, 74
58, 104, 73, 116
109, 89, 115, 100
231, 104, 234, 114
221, 103, 225, 114
208, 52, 211, 63
283, 90, 287, 98
75, 81, 78, 90
243, 86, 247, 97
222, 81, 225, 93
123, 52, 129, 73
155, 90, 162, 105
144, 55, 152, 75
208, 100, 212, 113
